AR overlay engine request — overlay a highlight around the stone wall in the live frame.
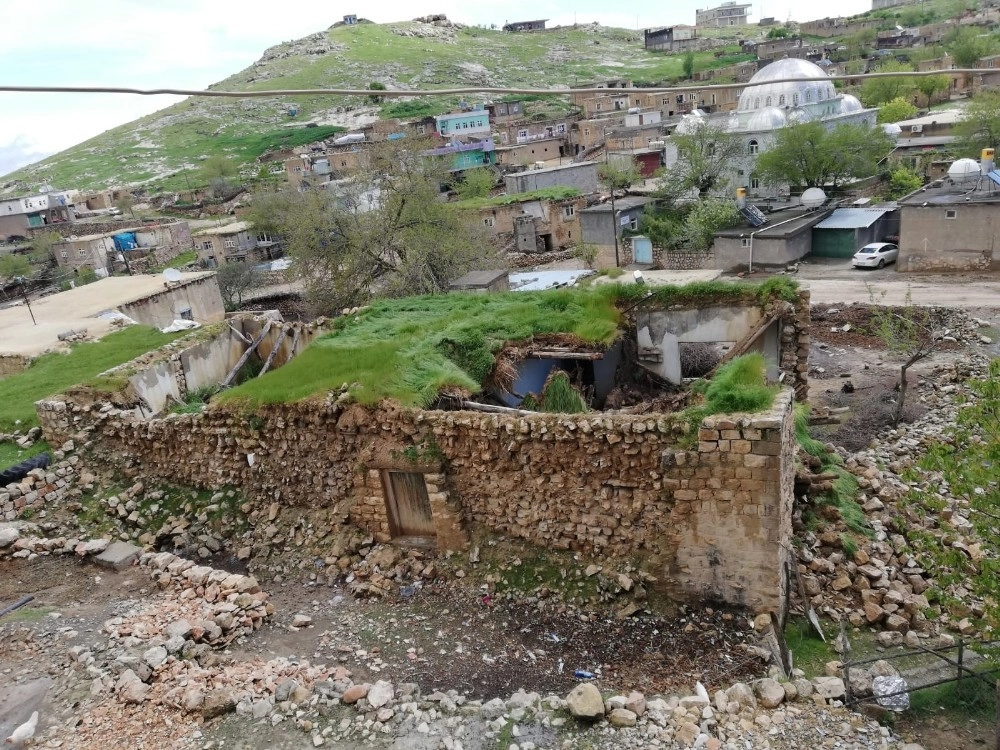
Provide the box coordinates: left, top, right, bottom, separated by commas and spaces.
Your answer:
36, 387, 796, 613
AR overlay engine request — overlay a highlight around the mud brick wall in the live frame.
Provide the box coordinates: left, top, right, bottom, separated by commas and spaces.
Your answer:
37, 389, 795, 613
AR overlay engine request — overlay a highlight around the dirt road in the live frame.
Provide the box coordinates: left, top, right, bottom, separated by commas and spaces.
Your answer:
790, 258, 1000, 307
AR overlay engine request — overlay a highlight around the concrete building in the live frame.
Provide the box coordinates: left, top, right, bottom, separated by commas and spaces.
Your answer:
696, 1, 751, 27
435, 110, 491, 138
897, 177, 1000, 272
53, 221, 193, 275
712, 208, 830, 270
505, 162, 600, 195
579, 196, 655, 268
0, 191, 76, 240
193, 221, 280, 266
644, 26, 702, 53
448, 270, 510, 293
811, 206, 900, 258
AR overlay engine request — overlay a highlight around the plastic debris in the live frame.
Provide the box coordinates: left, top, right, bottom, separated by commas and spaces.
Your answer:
873, 675, 910, 712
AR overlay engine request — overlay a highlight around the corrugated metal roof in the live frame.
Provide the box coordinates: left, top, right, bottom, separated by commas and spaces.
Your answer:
814, 207, 896, 230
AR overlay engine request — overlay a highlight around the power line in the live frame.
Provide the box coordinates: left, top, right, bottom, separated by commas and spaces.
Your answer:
0, 69, 988, 98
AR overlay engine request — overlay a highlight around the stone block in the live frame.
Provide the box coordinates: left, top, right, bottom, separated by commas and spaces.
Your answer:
94, 541, 142, 570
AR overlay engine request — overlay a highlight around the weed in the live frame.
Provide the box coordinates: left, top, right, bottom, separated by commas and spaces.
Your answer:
840, 533, 858, 559
0, 440, 50, 469
3, 606, 54, 622
539, 371, 588, 414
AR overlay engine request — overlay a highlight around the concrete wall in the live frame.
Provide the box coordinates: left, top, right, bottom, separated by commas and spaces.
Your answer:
36, 384, 797, 614
120, 275, 225, 328
898, 203, 998, 272
713, 227, 817, 270
505, 162, 599, 194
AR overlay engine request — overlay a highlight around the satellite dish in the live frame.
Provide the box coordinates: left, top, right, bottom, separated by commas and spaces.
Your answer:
801, 187, 827, 209
162, 268, 182, 283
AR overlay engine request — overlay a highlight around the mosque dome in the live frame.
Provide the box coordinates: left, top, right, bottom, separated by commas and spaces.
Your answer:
675, 110, 707, 134
738, 58, 837, 113
747, 106, 787, 130
786, 107, 811, 124
841, 94, 864, 113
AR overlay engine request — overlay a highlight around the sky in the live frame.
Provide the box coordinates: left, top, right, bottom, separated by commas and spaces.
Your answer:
0, 0, 871, 180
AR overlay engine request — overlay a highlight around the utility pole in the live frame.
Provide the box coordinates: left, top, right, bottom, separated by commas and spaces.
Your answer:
17, 277, 36, 325
611, 190, 620, 268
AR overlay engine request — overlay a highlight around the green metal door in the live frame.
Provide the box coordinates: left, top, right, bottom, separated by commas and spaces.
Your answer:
811, 229, 857, 258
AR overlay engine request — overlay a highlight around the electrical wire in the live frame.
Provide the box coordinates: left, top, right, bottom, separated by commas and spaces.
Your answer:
0, 69, 989, 98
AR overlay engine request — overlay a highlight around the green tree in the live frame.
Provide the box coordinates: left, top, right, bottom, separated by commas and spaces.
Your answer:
682, 198, 742, 251
598, 159, 641, 194
767, 25, 791, 39
452, 168, 495, 200
846, 29, 877, 59
682, 51, 696, 79
114, 193, 136, 219
664, 124, 744, 196
877, 97, 918, 124
914, 73, 950, 108
28, 231, 62, 264
247, 139, 498, 315
367, 81, 387, 104
955, 91, 1000, 156
886, 166, 923, 199
215, 261, 263, 311
945, 26, 998, 68
202, 155, 237, 182
868, 286, 941, 426
860, 60, 917, 107
0, 253, 30, 281
756, 122, 894, 189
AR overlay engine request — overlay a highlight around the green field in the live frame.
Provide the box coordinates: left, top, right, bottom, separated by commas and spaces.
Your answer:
0, 326, 183, 430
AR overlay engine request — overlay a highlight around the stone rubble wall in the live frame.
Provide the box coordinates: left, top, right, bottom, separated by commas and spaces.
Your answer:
36, 387, 796, 613
0, 453, 78, 522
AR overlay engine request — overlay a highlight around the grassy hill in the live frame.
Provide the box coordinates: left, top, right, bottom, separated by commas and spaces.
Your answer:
1, 19, 754, 195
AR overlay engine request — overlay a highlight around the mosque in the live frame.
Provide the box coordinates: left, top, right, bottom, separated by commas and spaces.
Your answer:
664, 57, 880, 199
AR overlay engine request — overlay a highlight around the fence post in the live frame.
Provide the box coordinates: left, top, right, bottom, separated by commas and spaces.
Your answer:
958, 638, 964, 693
842, 620, 852, 706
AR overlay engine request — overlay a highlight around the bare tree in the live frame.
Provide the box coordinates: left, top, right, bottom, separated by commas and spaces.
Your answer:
868, 285, 941, 426
216, 261, 263, 311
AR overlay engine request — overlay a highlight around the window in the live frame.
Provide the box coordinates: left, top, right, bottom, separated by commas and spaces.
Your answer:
945, 209, 957, 219
711, 93, 717, 105
793, 93, 800, 105
224, 238, 237, 249
765, 96, 772, 106
484, 217, 495, 227
78, 248, 87, 257
778, 94, 786, 106
741, 237, 751, 248
341, 161, 348, 167
562, 205, 575, 218
556, 123, 566, 134
662, 98, 669, 105
584, 128, 590, 137
256, 233, 272, 243
748, 139, 759, 155
179, 307, 193, 321
754, 97, 760, 109
806, 89, 813, 102
202, 241, 212, 251
416, 124, 426, 135
518, 129, 529, 139
750, 175, 761, 190
60, 250, 68, 259
628, 217, 639, 231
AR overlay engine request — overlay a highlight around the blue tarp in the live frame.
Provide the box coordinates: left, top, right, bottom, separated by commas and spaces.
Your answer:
113, 232, 137, 252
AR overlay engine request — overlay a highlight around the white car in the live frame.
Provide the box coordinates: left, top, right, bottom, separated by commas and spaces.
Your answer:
852, 242, 898, 269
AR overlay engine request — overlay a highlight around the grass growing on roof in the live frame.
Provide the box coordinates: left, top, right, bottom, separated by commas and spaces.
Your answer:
221, 289, 622, 408
0, 326, 183, 431
601, 275, 799, 308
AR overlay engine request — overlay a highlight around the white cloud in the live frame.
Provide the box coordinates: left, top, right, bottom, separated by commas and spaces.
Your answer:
0, 136, 51, 178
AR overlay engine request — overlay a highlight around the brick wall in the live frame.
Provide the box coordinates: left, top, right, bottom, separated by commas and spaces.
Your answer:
37, 388, 796, 613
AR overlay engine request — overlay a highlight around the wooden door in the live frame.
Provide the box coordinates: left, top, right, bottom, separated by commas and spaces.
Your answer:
382, 471, 435, 538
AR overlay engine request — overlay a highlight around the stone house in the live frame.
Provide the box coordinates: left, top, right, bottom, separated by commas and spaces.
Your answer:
484, 100, 525, 122
897, 181, 1000, 272
712, 208, 830, 270
502, 19, 546, 32
696, 1, 751, 27
643, 26, 703, 54
504, 162, 600, 194
435, 110, 491, 138
0, 191, 76, 240
579, 196, 655, 268
193, 221, 281, 267
53, 221, 193, 274
471, 194, 586, 252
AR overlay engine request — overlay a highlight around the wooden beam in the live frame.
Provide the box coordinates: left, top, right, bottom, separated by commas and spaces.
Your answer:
228, 323, 251, 345
288, 326, 302, 357
529, 350, 603, 360
459, 400, 538, 416
258, 326, 290, 377
222, 320, 273, 387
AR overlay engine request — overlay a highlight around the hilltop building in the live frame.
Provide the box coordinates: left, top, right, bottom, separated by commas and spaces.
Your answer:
696, 1, 751, 27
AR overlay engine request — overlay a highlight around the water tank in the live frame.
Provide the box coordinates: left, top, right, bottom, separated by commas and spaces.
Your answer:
801, 187, 827, 209
628, 107, 641, 114
333, 134, 365, 145
982, 147, 996, 175
948, 158, 981, 187
882, 123, 902, 139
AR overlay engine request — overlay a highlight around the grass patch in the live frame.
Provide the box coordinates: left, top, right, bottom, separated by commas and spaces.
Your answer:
0, 326, 183, 431
908, 668, 1000, 722
604, 275, 799, 308
152, 249, 199, 272
452, 186, 582, 210
222, 288, 622, 408
0, 440, 50, 470
2, 605, 55, 622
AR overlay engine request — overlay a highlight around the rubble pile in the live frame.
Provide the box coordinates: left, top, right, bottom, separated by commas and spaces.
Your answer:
799, 354, 993, 639
0, 438, 77, 521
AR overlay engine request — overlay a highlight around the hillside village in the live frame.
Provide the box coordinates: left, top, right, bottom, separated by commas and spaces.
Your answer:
5, 1, 1000, 749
